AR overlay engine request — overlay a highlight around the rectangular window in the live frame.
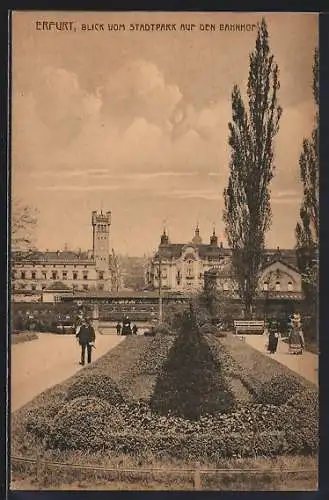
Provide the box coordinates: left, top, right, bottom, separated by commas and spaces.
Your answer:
21, 271, 25, 279
98, 271, 104, 280
62, 272, 67, 280
42, 271, 47, 279
52, 271, 57, 280
31, 285, 36, 291
31, 271, 36, 279
73, 272, 78, 280
83, 272, 88, 280
83, 284, 88, 291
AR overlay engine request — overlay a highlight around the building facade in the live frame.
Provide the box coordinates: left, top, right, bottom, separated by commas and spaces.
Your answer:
146, 226, 303, 297
11, 210, 118, 300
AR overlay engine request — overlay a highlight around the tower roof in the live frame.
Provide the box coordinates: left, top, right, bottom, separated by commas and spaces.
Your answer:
191, 223, 202, 245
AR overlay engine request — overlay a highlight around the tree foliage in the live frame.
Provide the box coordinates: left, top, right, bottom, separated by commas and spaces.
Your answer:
295, 48, 319, 288
223, 19, 282, 316
12, 200, 38, 251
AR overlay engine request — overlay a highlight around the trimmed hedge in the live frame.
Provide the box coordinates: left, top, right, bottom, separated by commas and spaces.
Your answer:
150, 311, 236, 419
48, 396, 124, 450
255, 375, 304, 406
66, 373, 124, 404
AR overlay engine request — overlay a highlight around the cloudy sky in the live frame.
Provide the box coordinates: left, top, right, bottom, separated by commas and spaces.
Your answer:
12, 11, 318, 256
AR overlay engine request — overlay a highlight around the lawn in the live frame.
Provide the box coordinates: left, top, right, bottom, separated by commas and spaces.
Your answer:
11, 324, 318, 491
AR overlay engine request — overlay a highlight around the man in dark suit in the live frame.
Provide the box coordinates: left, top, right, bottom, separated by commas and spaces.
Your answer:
76, 317, 96, 365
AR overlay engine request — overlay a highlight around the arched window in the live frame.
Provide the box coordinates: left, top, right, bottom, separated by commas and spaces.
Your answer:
287, 281, 293, 291
275, 281, 280, 291
223, 282, 229, 291
263, 282, 268, 291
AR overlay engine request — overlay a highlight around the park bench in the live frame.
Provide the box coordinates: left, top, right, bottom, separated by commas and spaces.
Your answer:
233, 320, 265, 336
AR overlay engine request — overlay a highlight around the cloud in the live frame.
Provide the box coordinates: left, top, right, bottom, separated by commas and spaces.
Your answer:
100, 59, 182, 128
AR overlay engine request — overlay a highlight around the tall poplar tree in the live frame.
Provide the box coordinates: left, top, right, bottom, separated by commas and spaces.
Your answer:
295, 48, 319, 283
223, 18, 282, 317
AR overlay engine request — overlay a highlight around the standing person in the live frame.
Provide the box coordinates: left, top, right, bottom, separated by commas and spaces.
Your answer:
288, 313, 304, 354
268, 320, 279, 354
122, 316, 132, 336
76, 318, 96, 365
116, 322, 122, 335
132, 324, 138, 335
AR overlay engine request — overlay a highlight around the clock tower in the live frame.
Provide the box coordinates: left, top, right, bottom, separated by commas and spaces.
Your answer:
92, 210, 111, 270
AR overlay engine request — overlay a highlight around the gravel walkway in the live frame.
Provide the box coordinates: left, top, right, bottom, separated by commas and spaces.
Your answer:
243, 334, 318, 386
11, 332, 124, 412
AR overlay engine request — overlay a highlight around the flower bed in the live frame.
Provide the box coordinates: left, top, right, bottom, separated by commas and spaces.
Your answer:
12, 324, 318, 481
42, 390, 317, 458
118, 334, 175, 401
219, 334, 315, 399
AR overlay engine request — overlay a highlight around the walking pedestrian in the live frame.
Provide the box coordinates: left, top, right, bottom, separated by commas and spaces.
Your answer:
116, 322, 122, 335
76, 317, 96, 366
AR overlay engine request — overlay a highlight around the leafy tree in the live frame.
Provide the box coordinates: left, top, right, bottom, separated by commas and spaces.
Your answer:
12, 200, 38, 251
295, 48, 319, 303
223, 18, 282, 317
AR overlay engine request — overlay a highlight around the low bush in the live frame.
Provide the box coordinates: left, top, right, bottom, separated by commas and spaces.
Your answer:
24, 392, 66, 439
255, 375, 304, 406
47, 396, 123, 450
66, 373, 124, 404
199, 323, 218, 335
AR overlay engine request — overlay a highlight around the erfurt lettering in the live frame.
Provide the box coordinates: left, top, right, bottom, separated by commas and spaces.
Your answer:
35, 21, 76, 31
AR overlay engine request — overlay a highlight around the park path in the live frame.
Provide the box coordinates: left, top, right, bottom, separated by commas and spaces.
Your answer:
11, 333, 124, 412
244, 335, 318, 386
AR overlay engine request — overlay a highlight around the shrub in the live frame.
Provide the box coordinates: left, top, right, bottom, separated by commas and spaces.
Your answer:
66, 373, 124, 404
150, 311, 236, 420
134, 335, 175, 376
199, 323, 218, 335
24, 392, 65, 439
47, 397, 122, 450
255, 375, 304, 406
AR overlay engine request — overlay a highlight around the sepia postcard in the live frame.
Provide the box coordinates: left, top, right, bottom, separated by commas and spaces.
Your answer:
9, 11, 319, 491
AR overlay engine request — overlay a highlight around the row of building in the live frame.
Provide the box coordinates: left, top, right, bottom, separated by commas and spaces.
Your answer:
11, 211, 303, 303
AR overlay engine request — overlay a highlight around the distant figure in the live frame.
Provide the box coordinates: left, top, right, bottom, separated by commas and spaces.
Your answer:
288, 313, 304, 354
122, 316, 132, 336
76, 317, 96, 365
116, 322, 122, 336
132, 324, 138, 335
267, 320, 279, 354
